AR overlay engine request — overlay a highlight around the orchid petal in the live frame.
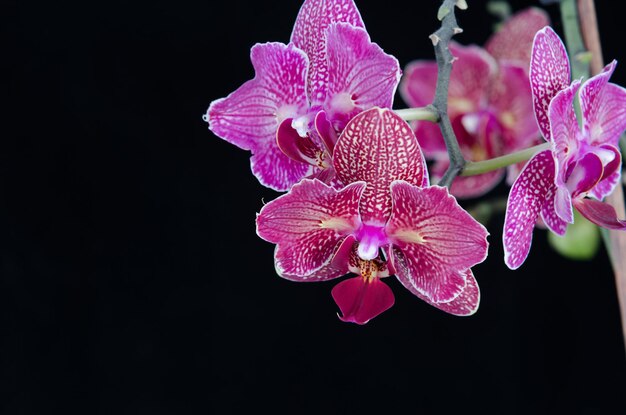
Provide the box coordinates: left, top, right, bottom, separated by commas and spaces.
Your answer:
331, 276, 395, 324
393, 253, 480, 316
580, 61, 626, 146
324, 23, 401, 131
449, 169, 505, 199
207, 42, 310, 191
256, 179, 365, 278
554, 185, 574, 224
489, 63, 539, 150
574, 198, 626, 230
399, 60, 437, 107
386, 182, 489, 303
447, 43, 497, 114
541, 185, 568, 236
549, 80, 582, 187
530, 26, 571, 140
276, 118, 319, 165
566, 152, 604, 197
333, 108, 425, 224
290, 0, 364, 103
503, 150, 556, 269
485, 7, 550, 65
589, 145, 622, 200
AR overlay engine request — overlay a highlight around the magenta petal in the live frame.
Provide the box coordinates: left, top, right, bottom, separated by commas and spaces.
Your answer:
449, 169, 505, 199
541, 185, 568, 236
323, 23, 401, 131
399, 60, 438, 108
333, 108, 425, 224
207, 42, 310, 191
590, 145, 622, 200
489, 63, 539, 150
566, 152, 603, 197
276, 118, 319, 165
331, 276, 395, 324
393, 252, 480, 316
485, 7, 550, 65
580, 61, 626, 146
290, 0, 364, 103
256, 179, 365, 278
574, 198, 626, 230
386, 182, 489, 303
447, 43, 496, 113
530, 26, 571, 140
503, 150, 556, 269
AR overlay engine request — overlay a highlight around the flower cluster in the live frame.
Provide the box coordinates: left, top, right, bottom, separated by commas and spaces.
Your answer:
205, 0, 626, 323
503, 26, 626, 269
206, 0, 400, 191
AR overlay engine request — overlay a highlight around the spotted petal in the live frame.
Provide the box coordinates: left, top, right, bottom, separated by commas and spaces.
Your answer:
290, 0, 364, 104
207, 42, 310, 190
503, 150, 556, 269
580, 61, 626, 147
393, 254, 480, 316
256, 179, 365, 279
485, 7, 550, 66
530, 26, 571, 141
386, 182, 489, 303
323, 23, 401, 132
333, 108, 425, 224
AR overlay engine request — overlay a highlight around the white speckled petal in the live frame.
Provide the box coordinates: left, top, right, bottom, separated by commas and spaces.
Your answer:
256, 179, 365, 279
333, 108, 425, 224
393, 253, 480, 316
207, 42, 310, 191
540, 185, 568, 236
290, 0, 364, 104
503, 150, 556, 269
530, 26, 570, 141
386, 182, 489, 303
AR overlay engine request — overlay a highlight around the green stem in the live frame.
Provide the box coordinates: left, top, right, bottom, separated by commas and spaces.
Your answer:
394, 106, 439, 122
560, 0, 590, 81
461, 142, 551, 176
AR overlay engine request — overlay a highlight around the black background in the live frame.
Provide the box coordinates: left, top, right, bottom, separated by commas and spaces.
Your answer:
3, 0, 626, 413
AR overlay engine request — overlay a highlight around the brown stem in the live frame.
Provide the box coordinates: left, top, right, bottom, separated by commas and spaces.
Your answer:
577, 0, 626, 351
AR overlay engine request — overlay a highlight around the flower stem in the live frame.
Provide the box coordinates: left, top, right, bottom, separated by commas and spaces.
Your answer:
394, 106, 439, 122
461, 143, 551, 176
431, 0, 468, 188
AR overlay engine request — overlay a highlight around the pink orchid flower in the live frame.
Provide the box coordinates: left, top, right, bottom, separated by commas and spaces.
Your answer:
400, 8, 548, 198
503, 26, 626, 269
206, 0, 401, 191
256, 108, 489, 324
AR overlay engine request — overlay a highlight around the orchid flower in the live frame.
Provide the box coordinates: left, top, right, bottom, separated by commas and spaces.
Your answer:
400, 8, 548, 198
206, 0, 401, 191
503, 26, 626, 269
256, 108, 489, 324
